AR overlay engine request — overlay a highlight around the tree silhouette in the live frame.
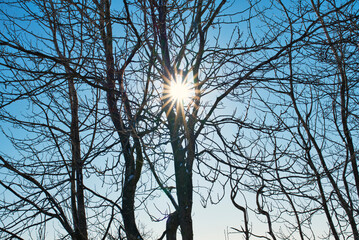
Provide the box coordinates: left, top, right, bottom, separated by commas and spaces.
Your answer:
0, 0, 358, 240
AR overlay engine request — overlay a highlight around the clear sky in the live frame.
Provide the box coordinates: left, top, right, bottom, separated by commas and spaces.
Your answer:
1, 0, 356, 239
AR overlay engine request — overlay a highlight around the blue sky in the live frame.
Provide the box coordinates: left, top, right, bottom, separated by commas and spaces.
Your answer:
1, 0, 358, 239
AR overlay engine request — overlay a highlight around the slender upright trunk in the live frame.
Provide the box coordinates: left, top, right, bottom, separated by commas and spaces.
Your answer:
69, 78, 88, 240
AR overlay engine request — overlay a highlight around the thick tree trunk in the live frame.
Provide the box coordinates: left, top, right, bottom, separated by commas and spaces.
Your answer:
156, 1, 194, 239
173, 148, 193, 240
121, 137, 143, 240
166, 211, 179, 240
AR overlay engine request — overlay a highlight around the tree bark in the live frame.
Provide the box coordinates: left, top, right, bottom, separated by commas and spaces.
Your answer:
166, 211, 179, 240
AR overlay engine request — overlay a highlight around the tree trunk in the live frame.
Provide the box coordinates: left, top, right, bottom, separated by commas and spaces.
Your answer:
69, 77, 88, 240
166, 211, 179, 240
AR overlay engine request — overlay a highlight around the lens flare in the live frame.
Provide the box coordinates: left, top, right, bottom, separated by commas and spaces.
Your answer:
170, 77, 191, 104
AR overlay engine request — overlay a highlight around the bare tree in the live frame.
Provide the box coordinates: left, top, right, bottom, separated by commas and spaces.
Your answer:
0, 67, 102, 239
3, 0, 357, 240
222, 0, 359, 239
0, 1, 122, 239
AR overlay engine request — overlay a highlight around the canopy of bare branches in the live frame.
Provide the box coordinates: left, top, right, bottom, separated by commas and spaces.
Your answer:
0, 0, 358, 240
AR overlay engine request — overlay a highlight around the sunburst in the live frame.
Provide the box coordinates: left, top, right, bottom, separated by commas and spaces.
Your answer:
162, 73, 193, 117
170, 76, 192, 104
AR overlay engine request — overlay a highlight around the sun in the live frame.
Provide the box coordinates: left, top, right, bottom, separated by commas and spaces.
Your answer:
162, 73, 193, 115
169, 76, 192, 104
